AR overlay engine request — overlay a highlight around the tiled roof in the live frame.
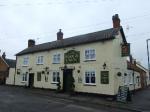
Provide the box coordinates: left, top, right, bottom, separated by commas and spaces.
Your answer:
16, 27, 122, 56
4, 59, 16, 68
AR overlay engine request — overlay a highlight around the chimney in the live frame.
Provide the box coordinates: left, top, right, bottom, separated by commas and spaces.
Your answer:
129, 55, 133, 63
112, 14, 120, 28
57, 29, 63, 40
2, 52, 6, 59
28, 39, 35, 48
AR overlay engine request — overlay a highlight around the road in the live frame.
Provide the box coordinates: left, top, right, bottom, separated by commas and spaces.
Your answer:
0, 85, 133, 112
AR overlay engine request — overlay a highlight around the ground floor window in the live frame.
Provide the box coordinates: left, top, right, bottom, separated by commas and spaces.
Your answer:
85, 71, 95, 84
37, 72, 41, 81
101, 71, 109, 84
124, 73, 128, 85
45, 75, 48, 82
22, 73, 27, 81
52, 71, 59, 83
129, 73, 133, 84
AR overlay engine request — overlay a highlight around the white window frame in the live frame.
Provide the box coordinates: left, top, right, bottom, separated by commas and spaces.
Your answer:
45, 75, 48, 82
124, 74, 128, 85
37, 72, 42, 81
23, 57, 29, 66
84, 70, 96, 85
52, 71, 60, 83
36, 56, 44, 65
129, 73, 133, 84
53, 53, 61, 64
84, 49, 96, 61
22, 73, 27, 82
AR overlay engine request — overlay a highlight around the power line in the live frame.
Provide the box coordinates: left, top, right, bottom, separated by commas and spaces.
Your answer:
0, 0, 115, 7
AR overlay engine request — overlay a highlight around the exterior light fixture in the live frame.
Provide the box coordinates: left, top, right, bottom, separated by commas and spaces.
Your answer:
117, 72, 121, 76
28, 68, 32, 71
103, 62, 107, 69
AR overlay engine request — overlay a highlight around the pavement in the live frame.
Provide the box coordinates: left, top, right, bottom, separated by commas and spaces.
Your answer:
1, 85, 150, 112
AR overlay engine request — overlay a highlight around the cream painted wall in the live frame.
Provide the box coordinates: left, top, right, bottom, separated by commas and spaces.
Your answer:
6, 68, 15, 85
15, 30, 128, 95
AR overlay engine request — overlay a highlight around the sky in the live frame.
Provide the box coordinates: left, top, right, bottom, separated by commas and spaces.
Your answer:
0, 0, 150, 68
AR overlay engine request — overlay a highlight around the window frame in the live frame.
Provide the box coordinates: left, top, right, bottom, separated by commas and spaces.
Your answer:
36, 56, 44, 65
23, 56, 29, 66
52, 53, 61, 64
22, 73, 28, 82
37, 72, 42, 81
84, 49, 96, 61
52, 71, 60, 84
84, 70, 96, 85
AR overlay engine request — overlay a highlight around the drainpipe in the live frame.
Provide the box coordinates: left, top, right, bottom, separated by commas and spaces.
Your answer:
132, 71, 135, 94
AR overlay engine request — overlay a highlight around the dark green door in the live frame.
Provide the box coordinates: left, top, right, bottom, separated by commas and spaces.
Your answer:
63, 69, 73, 92
29, 73, 34, 87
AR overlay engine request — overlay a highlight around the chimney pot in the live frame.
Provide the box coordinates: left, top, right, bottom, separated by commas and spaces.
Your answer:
2, 52, 6, 59
28, 39, 35, 47
57, 29, 63, 40
112, 14, 120, 28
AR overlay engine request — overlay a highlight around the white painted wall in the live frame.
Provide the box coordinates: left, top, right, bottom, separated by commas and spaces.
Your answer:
6, 68, 15, 85
15, 30, 128, 95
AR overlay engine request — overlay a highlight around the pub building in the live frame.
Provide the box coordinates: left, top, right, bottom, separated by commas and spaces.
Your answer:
14, 14, 136, 96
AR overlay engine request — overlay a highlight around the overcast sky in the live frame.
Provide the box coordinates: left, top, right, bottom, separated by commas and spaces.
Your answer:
0, 0, 150, 68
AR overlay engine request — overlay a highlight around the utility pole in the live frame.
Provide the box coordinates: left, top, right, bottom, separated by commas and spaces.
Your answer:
146, 39, 150, 80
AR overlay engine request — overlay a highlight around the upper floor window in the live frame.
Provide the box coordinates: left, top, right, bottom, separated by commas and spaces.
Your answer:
53, 53, 61, 64
85, 49, 95, 60
37, 56, 44, 64
23, 57, 29, 66
85, 71, 95, 84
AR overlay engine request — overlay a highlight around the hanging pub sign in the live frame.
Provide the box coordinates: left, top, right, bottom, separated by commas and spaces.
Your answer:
121, 43, 130, 57
64, 50, 80, 64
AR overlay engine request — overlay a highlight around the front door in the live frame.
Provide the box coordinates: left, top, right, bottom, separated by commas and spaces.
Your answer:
63, 69, 73, 92
29, 73, 34, 87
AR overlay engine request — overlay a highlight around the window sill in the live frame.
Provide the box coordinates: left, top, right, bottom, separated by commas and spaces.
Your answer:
36, 63, 44, 65
51, 82, 58, 84
84, 60, 96, 62
21, 81, 27, 83
22, 65, 28, 67
52, 63, 60, 64
83, 83, 96, 86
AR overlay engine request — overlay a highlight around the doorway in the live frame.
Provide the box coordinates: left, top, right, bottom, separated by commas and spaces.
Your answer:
63, 69, 73, 92
28, 73, 34, 87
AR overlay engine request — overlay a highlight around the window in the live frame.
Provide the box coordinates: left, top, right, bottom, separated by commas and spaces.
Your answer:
129, 73, 133, 84
124, 73, 128, 85
85, 71, 95, 84
37, 72, 41, 81
85, 49, 95, 60
101, 71, 109, 84
53, 53, 61, 64
37, 56, 44, 64
52, 71, 59, 83
22, 73, 27, 81
23, 57, 29, 66
45, 75, 48, 82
